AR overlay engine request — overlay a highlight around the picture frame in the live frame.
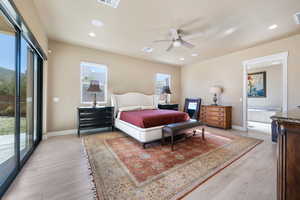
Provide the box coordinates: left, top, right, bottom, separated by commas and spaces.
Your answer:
247, 71, 266, 98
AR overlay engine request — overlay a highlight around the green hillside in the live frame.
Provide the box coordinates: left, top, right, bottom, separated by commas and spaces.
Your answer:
0, 67, 14, 83
0, 67, 15, 96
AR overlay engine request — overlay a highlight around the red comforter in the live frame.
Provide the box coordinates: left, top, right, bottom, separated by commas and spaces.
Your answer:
120, 109, 190, 128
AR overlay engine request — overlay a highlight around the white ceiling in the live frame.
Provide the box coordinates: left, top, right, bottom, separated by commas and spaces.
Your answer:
33, 0, 300, 66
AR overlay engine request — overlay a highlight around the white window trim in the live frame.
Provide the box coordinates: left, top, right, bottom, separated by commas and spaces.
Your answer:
80, 61, 108, 105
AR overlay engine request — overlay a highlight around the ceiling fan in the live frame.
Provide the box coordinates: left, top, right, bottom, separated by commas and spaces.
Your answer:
153, 28, 203, 52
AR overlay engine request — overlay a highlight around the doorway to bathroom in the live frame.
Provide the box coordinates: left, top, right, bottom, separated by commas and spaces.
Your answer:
242, 52, 288, 133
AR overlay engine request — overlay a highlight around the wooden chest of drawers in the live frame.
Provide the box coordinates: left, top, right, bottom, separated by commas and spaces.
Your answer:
200, 105, 232, 129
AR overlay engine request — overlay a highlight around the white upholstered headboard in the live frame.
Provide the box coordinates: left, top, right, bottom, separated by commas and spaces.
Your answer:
111, 93, 159, 116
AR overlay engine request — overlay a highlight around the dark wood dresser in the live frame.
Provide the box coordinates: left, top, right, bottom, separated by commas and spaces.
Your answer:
271, 110, 300, 200
158, 104, 179, 111
77, 106, 114, 137
200, 105, 232, 129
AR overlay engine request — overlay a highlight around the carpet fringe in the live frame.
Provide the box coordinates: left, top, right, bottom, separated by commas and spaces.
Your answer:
81, 139, 100, 200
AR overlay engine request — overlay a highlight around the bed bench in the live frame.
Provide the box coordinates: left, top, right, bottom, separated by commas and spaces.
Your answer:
162, 119, 205, 151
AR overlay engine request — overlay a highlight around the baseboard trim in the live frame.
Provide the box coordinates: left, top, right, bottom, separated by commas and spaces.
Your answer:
46, 126, 246, 137
47, 127, 112, 137
47, 129, 77, 137
232, 125, 247, 131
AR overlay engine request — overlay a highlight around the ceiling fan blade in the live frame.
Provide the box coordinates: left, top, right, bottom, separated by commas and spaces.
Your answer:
182, 32, 204, 40
179, 17, 202, 29
170, 28, 179, 39
166, 43, 174, 52
181, 39, 195, 49
153, 39, 173, 43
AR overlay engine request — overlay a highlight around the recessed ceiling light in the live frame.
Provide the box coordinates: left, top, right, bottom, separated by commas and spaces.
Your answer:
224, 27, 237, 35
191, 53, 198, 57
89, 32, 96, 37
91, 19, 104, 27
142, 47, 153, 53
268, 24, 278, 30
179, 57, 185, 61
48, 50, 52, 54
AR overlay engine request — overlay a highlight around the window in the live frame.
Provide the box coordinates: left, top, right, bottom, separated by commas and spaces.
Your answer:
80, 62, 108, 104
155, 73, 171, 101
0, 2, 44, 196
0, 11, 17, 187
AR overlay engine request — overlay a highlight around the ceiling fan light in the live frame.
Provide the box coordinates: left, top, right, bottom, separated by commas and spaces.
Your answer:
173, 40, 181, 47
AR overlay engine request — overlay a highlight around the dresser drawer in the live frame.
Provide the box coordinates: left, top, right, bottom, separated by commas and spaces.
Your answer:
79, 120, 113, 129
158, 104, 179, 111
79, 112, 112, 119
79, 107, 112, 113
206, 116, 224, 122
206, 107, 225, 112
207, 120, 225, 128
206, 112, 225, 117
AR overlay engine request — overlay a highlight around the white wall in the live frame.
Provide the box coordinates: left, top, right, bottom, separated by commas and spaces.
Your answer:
181, 34, 300, 127
248, 64, 282, 109
47, 40, 181, 132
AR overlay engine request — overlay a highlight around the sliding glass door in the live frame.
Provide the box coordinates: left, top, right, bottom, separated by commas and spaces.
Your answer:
0, 10, 17, 188
0, 2, 44, 196
20, 37, 35, 160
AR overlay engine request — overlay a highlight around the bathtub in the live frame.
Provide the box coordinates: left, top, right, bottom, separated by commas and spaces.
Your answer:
248, 107, 282, 123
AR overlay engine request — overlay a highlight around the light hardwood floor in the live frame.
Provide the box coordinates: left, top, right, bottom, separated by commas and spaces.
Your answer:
3, 128, 276, 200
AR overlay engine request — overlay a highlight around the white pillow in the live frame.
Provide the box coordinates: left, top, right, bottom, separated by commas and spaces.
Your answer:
118, 106, 141, 112
141, 105, 156, 110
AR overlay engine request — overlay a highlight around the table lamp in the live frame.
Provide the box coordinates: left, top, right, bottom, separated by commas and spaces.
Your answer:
209, 86, 222, 105
87, 80, 101, 107
161, 85, 172, 104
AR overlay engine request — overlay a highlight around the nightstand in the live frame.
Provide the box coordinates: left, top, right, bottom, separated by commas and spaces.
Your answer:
158, 104, 179, 111
77, 106, 114, 137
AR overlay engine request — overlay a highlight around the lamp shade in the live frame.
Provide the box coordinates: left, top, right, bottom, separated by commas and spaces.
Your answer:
87, 80, 101, 92
209, 86, 222, 95
161, 85, 172, 94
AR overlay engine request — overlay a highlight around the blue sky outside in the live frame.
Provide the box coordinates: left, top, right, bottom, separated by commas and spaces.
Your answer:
0, 32, 30, 73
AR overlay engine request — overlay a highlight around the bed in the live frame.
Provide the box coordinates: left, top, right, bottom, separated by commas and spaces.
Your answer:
111, 93, 189, 146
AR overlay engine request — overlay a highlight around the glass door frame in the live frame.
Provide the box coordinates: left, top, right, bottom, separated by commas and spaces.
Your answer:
0, 2, 45, 197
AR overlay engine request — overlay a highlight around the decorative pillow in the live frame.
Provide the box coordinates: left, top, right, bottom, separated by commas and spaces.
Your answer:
141, 105, 156, 110
118, 106, 141, 112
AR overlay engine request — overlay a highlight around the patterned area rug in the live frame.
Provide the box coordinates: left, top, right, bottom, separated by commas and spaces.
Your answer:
83, 129, 262, 200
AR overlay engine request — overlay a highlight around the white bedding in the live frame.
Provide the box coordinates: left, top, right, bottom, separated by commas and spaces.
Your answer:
111, 93, 168, 143
115, 118, 166, 143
